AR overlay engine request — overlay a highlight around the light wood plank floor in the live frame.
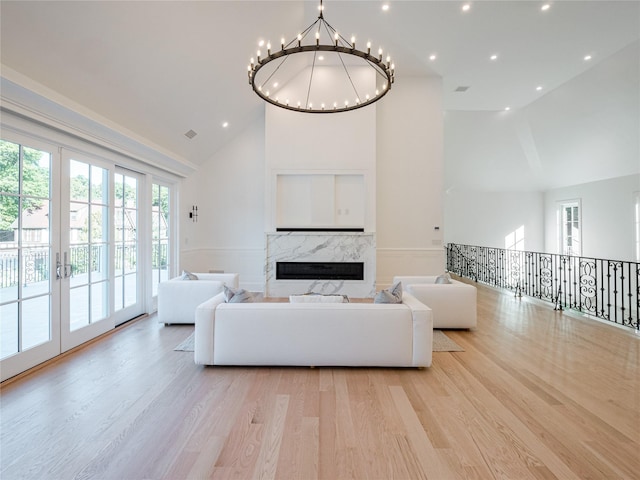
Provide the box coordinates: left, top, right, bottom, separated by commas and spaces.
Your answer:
1, 280, 638, 480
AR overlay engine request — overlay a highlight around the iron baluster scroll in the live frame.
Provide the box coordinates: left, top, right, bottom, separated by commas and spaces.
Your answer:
446, 243, 639, 331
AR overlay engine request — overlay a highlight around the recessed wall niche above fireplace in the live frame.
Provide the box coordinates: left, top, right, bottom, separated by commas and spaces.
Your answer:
276, 173, 365, 231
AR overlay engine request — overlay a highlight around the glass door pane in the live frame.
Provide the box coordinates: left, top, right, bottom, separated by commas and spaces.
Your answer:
1, 137, 59, 381
68, 160, 110, 331
113, 168, 143, 325
115, 173, 137, 310
151, 183, 170, 297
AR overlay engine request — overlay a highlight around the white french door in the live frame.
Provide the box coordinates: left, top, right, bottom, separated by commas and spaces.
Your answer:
112, 168, 144, 326
0, 134, 61, 381
1, 134, 147, 381
60, 153, 114, 350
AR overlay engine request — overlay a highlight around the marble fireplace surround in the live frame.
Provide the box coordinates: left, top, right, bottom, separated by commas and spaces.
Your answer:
265, 232, 376, 298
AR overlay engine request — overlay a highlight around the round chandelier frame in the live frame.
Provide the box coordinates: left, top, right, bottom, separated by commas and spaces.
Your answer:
247, 1, 395, 114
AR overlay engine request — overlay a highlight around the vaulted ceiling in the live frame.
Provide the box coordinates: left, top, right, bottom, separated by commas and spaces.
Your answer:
1, 1, 639, 186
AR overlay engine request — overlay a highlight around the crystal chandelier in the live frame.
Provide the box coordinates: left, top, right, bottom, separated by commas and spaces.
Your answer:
247, 0, 394, 113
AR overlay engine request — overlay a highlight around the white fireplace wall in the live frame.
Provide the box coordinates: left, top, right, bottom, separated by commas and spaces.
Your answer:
265, 84, 377, 232
180, 76, 444, 292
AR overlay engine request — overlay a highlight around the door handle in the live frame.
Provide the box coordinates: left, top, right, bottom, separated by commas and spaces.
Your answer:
63, 251, 72, 278
56, 252, 62, 279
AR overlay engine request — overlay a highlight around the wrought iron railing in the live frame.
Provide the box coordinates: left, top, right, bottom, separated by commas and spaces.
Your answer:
447, 243, 640, 331
0, 247, 50, 287
1, 243, 169, 289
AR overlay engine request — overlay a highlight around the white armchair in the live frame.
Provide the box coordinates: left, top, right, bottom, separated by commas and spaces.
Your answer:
158, 273, 239, 324
392, 275, 477, 329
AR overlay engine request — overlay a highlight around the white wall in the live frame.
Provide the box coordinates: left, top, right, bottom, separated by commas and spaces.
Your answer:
179, 75, 446, 291
544, 174, 639, 261
264, 79, 377, 232
180, 115, 266, 290
443, 42, 639, 258
445, 190, 544, 251
376, 76, 445, 284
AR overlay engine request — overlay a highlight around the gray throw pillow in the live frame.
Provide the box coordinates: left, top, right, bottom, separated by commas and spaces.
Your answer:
435, 272, 452, 284
181, 270, 198, 280
224, 285, 255, 303
374, 281, 403, 304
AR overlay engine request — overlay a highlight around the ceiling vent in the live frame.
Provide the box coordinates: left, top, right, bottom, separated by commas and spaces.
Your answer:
184, 129, 198, 139
454, 86, 470, 92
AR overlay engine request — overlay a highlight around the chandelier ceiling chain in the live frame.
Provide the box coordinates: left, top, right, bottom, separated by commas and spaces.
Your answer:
248, 0, 394, 114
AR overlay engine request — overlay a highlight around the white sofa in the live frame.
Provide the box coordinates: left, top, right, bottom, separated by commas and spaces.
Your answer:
157, 273, 239, 324
392, 275, 477, 329
194, 292, 433, 368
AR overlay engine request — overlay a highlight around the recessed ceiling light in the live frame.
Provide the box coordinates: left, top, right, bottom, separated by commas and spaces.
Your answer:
318, 55, 324, 61
222, 122, 229, 128
462, 4, 471, 12
490, 54, 498, 61
541, 4, 551, 11
258, 40, 265, 47
429, 54, 437, 61
382, 4, 390, 12
504, 106, 511, 111
584, 54, 592, 61
273, 82, 279, 88
536, 85, 543, 91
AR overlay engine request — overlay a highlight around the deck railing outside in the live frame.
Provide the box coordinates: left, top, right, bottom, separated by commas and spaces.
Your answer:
0, 243, 168, 288
446, 243, 639, 331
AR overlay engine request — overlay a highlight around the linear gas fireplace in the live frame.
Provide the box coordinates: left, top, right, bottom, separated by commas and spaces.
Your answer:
277, 262, 364, 281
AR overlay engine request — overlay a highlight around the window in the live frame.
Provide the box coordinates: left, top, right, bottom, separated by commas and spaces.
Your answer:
558, 200, 581, 256
151, 183, 171, 296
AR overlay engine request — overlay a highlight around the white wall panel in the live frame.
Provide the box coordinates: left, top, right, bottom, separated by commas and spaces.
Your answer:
376, 76, 445, 265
